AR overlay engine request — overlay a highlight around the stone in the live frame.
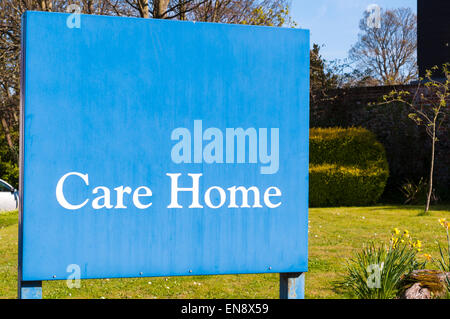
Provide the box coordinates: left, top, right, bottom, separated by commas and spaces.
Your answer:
402, 282, 431, 299
401, 269, 450, 299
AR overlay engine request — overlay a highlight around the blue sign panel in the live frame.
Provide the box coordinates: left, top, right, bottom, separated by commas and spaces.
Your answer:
20, 11, 309, 281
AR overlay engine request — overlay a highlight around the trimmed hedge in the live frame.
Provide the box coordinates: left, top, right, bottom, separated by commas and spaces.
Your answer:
309, 127, 389, 207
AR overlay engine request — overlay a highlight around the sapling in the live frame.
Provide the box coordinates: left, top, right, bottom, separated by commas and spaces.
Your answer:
383, 64, 449, 214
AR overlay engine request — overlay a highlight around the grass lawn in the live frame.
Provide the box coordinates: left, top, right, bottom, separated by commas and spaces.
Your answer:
1, 205, 449, 299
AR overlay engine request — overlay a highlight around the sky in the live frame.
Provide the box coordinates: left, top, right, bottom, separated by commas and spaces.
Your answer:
290, 0, 417, 63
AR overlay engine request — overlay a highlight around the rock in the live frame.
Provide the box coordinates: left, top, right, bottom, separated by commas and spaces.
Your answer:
402, 282, 431, 299
401, 270, 450, 299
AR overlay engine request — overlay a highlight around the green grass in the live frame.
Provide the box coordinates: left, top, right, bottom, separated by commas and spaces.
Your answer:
1, 205, 449, 299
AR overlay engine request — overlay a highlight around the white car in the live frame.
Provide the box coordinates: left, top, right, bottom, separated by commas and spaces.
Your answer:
0, 179, 18, 212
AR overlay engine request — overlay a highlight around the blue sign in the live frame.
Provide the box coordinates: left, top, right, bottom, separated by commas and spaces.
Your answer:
20, 11, 309, 281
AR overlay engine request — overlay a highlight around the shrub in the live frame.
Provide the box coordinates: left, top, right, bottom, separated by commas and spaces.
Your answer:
400, 178, 438, 205
309, 164, 388, 207
309, 127, 388, 207
0, 160, 18, 189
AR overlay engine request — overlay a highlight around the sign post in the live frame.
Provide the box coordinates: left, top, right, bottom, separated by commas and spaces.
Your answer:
19, 11, 310, 299
18, 281, 42, 299
280, 273, 305, 299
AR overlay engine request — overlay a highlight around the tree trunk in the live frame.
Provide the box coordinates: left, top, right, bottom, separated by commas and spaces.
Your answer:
425, 128, 435, 214
138, 0, 150, 18
0, 117, 17, 161
39, 0, 52, 11
87, 0, 94, 14
212, 0, 219, 22
179, 0, 186, 20
153, 0, 170, 18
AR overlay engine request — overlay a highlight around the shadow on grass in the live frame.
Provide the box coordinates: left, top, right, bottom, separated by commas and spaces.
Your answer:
356, 205, 450, 214
330, 278, 354, 299
309, 205, 428, 212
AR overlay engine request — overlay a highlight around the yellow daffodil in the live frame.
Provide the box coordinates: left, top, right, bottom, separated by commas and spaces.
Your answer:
439, 218, 449, 229
412, 240, 422, 249
391, 237, 399, 248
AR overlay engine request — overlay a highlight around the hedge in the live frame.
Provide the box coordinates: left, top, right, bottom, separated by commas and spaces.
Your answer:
310, 127, 389, 169
309, 127, 389, 207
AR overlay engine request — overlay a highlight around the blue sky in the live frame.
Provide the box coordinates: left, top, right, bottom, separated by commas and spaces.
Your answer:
291, 0, 417, 62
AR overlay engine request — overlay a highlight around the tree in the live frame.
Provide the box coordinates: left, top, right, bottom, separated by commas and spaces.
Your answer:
119, 0, 206, 19
337, 67, 382, 88
383, 64, 449, 214
0, 0, 202, 160
0, 0, 296, 187
309, 44, 338, 105
0, 0, 128, 162
189, 0, 293, 26
349, 7, 417, 85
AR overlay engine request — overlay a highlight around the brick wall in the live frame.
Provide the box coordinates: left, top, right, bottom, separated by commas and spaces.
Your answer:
311, 85, 450, 202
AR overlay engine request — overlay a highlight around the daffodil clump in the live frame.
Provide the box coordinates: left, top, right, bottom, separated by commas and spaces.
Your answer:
392, 219, 450, 273
390, 228, 423, 252
341, 228, 426, 299
343, 221, 450, 299
400, 219, 450, 265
